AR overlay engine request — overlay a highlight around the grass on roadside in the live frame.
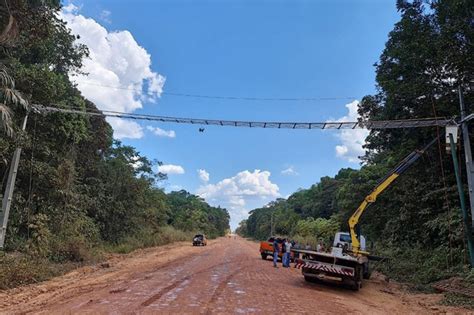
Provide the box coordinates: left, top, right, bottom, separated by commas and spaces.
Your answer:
0, 226, 196, 290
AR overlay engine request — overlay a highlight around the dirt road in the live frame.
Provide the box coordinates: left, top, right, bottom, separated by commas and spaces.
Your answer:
0, 237, 469, 314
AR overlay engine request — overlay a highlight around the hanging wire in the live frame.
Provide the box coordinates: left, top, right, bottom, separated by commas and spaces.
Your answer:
74, 81, 357, 102
431, 96, 454, 267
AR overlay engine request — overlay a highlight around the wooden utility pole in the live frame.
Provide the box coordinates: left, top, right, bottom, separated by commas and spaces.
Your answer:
0, 114, 28, 248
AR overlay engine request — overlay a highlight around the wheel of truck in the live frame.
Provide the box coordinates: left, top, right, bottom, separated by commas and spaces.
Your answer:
352, 265, 363, 291
261, 253, 267, 260
363, 262, 371, 280
352, 280, 362, 291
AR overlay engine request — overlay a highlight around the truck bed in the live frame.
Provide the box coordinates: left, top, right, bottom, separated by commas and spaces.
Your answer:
291, 248, 361, 265
291, 248, 368, 290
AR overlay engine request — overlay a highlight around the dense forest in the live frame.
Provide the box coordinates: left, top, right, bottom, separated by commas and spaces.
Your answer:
0, 0, 229, 287
237, 0, 473, 285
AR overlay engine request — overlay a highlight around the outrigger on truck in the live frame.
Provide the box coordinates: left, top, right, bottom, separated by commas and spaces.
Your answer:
292, 138, 437, 290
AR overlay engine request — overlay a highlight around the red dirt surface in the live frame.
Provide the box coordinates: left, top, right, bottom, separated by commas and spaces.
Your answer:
0, 237, 470, 314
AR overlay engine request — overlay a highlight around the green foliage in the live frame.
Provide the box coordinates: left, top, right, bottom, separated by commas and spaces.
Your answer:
441, 293, 474, 310
0, 0, 230, 290
166, 190, 230, 238
107, 226, 194, 254
293, 216, 339, 244
376, 245, 466, 287
25, 213, 51, 258
240, 0, 473, 287
0, 254, 75, 290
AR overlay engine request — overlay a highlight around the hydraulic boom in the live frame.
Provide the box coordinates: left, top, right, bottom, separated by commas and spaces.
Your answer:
349, 138, 438, 255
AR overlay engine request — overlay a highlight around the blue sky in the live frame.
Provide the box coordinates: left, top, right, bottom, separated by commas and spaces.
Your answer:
61, 0, 400, 229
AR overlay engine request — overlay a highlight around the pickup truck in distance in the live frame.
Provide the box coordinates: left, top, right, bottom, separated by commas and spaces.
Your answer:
193, 234, 207, 246
259, 237, 293, 261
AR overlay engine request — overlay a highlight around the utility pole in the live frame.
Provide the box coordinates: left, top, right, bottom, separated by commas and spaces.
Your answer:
270, 212, 274, 236
0, 114, 28, 248
449, 133, 474, 267
458, 86, 474, 230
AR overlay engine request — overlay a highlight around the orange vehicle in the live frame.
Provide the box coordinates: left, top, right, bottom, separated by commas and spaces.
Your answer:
259, 237, 294, 261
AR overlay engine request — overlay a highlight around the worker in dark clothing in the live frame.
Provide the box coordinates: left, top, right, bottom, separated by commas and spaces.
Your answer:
273, 238, 279, 268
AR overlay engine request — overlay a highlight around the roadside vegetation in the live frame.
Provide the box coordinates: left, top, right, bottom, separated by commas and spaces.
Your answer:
0, 0, 229, 289
237, 0, 473, 292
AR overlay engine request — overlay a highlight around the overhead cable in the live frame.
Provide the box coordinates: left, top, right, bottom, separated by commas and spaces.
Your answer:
74, 81, 357, 102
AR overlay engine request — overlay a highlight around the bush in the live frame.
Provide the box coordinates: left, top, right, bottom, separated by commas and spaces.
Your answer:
48, 214, 101, 263
293, 216, 339, 245
0, 253, 75, 289
375, 245, 466, 289
107, 226, 193, 254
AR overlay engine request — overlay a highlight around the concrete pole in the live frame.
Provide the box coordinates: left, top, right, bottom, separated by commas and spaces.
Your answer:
0, 114, 28, 248
449, 133, 474, 267
458, 86, 474, 229
270, 212, 274, 237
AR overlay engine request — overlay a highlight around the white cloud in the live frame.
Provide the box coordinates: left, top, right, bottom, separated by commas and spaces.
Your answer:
59, 5, 166, 139
158, 164, 185, 175
129, 155, 143, 169
108, 117, 143, 139
197, 170, 279, 229
332, 100, 368, 163
281, 166, 298, 176
146, 125, 176, 138
197, 169, 210, 183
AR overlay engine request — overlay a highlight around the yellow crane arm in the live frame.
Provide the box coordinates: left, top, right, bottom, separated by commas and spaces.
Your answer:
348, 138, 437, 256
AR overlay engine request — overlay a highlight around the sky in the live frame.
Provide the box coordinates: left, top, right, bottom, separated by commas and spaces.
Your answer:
59, 0, 401, 230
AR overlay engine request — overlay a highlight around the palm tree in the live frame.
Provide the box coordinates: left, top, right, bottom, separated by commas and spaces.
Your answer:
0, 66, 28, 137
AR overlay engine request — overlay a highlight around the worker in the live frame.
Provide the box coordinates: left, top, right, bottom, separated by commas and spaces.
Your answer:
273, 238, 279, 268
281, 239, 287, 267
284, 239, 292, 268
316, 240, 325, 252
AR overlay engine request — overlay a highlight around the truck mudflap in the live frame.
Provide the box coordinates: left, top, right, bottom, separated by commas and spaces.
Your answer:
295, 259, 355, 277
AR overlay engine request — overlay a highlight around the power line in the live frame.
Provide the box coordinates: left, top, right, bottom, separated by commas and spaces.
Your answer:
74, 81, 357, 102
32, 104, 456, 130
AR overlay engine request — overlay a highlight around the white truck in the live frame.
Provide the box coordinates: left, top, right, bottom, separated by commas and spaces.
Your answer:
292, 139, 436, 290
293, 233, 370, 291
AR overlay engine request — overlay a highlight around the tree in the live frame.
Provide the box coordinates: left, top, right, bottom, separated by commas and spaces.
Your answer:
0, 66, 28, 136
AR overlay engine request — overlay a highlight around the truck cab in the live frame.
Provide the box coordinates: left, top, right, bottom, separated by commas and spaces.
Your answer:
333, 232, 366, 252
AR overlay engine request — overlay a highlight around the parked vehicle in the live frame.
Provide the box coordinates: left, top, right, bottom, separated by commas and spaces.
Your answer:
193, 234, 207, 246
259, 237, 293, 261
293, 139, 436, 290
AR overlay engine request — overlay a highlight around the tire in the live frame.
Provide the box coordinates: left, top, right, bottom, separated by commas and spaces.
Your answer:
352, 265, 363, 291
261, 253, 267, 260
363, 262, 371, 280
352, 280, 362, 291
